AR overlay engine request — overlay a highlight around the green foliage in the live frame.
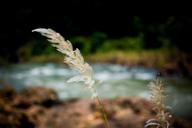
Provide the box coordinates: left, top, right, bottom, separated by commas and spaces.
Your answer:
71, 33, 144, 54
98, 34, 144, 52
158, 37, 172, 49
31, 38, 57, 55
16, 42, 33, 62
71, 32, 107, 54
16, 38, 59, 63
91, 32, 107, 53
13, 30, 182, 66
71, 36, 91, 55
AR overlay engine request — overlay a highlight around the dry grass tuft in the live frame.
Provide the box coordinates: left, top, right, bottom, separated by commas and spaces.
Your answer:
145, 78, 172, 128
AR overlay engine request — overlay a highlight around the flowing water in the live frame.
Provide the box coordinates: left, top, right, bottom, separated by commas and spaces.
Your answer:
0, 63, 192, 119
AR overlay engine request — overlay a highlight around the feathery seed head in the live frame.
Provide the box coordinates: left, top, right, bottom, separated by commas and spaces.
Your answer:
32, 28, 98, 98
145, 78, 171, 128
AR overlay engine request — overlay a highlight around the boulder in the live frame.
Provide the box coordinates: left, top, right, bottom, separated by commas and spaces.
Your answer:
0, 87, 191, 128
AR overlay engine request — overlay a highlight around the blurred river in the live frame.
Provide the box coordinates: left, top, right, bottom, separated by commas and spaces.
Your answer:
0, 63, 192, 119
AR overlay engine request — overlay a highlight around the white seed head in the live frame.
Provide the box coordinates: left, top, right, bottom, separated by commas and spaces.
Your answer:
146, 78, 171, 128
32, 28, 97, 98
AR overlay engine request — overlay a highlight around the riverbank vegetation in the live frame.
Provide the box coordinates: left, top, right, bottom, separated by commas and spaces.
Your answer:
3, 33, 192, 77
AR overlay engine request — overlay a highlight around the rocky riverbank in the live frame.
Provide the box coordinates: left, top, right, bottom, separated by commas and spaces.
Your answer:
0, 86, 191, 128
86, 51, 192, 77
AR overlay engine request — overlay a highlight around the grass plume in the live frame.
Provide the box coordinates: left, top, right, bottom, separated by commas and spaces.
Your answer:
32, 28, 110, 128
145, 78, 171, 128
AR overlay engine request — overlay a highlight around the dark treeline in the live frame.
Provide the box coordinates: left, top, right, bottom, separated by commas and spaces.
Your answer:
16, 15, 191, 49
6, 4, 192, 63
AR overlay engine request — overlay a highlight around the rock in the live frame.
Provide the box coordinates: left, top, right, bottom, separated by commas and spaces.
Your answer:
0, 86, 59, 128
0, 87, 191, 128
19, 87, 59, 107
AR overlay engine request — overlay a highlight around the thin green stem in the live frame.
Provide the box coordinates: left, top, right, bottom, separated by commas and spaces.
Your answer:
96, 96, 110, 128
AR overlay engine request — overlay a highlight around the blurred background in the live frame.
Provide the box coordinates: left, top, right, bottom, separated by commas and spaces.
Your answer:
1, 3, 192, 126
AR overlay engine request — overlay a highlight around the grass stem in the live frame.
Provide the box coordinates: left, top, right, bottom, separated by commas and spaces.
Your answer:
96, 96, 110, 128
